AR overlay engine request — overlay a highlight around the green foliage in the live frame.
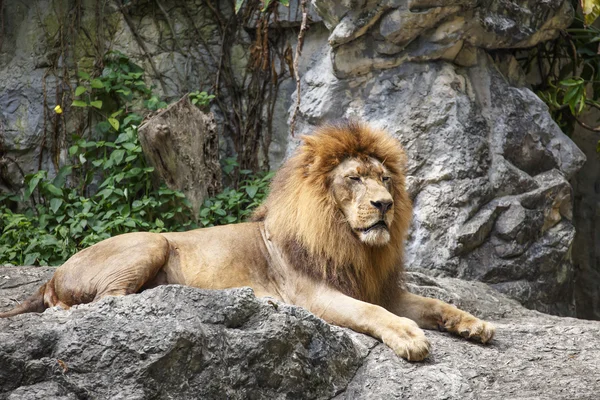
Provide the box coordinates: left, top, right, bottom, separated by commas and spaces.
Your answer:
0, 127, 194, 266
189, 91, 215, 108
199, 162, 273, 227
0, 54, 272, 266
521, 3, 600, 136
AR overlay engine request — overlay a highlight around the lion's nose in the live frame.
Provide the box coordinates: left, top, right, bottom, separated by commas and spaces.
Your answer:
371, 200, 393, 214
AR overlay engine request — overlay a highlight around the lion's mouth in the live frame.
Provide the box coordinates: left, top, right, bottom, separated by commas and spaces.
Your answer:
357, 221, 388, 233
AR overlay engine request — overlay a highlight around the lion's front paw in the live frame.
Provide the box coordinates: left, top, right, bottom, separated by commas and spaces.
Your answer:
382, 319, 431, 361
453, 315, 496, 344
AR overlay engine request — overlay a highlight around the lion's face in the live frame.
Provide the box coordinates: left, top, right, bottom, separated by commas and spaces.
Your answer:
330, 157, 395, 247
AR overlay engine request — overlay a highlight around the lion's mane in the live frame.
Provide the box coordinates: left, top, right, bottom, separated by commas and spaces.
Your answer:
253, 121, 412, 305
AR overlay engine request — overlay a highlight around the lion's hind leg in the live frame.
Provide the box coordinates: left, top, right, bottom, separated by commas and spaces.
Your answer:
392, 292, 495, 344
52, 232, 170, 306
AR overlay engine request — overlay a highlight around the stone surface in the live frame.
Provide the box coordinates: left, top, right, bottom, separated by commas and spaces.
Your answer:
290, 41, 585, 315
2, 266, 600, 399
313, 0, 572, 78
0, 0, 592, 318
0, 0, 310, 189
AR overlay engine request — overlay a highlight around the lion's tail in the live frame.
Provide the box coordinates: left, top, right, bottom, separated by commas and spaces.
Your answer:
0, 282, 48, 318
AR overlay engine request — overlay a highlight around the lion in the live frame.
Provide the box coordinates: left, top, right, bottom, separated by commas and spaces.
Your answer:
0, 121, 494, 360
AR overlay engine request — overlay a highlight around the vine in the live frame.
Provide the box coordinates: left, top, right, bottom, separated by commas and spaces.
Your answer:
519, 0, 600, 138
0, 54, 271, 266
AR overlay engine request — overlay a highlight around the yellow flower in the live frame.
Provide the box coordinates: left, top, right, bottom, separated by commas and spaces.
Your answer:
54, 105, 63, 114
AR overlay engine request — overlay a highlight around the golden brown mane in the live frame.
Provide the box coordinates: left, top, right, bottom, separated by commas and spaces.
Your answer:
253, 121, 412, 305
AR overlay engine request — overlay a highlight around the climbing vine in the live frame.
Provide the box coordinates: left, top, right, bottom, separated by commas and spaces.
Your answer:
519, 0, 600, 137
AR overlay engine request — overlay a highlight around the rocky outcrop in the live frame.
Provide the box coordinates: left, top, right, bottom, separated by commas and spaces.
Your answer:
316, 0, 572, 77
1, 266, 600, 399
290, 0, 585, 316
0, 1, 590, 316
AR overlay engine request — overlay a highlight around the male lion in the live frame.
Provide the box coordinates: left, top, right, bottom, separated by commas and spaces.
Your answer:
1, 121, 494, 360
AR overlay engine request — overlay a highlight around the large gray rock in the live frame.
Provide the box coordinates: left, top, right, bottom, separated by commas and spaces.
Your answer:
2, 266, 600, 399
290, 1, 585, 316
315, 0, 572, 77
0, 0, 590, 317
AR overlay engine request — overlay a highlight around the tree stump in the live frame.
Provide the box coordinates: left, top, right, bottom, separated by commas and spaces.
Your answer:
138, 96, 221, 217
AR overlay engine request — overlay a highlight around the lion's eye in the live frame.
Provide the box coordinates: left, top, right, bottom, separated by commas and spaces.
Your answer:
382, 176, 390, 182
348, 176, 361, 182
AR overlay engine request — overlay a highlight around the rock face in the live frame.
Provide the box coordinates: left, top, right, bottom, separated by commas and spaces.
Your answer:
290, 0, 585, 316
315, 0, 571, 77
2, 266, 600, 399
0, 1, 590, 316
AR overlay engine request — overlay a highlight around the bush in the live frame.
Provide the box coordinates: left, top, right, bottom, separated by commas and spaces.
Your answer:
0, 54, 271, 266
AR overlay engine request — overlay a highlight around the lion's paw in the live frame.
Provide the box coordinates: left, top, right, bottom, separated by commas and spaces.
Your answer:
454, 316, 495, 344
382, 319, 431, 361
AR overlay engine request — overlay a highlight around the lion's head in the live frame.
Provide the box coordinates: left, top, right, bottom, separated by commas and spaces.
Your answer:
329, 156, 395, 247
253, 121, 412, 303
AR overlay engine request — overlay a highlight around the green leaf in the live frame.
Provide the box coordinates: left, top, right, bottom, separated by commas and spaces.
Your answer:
111, 149, 126, 165
108, 117, 120, 131
50, 198, 63, 213
122, 142, 137, 151
245, 185, 259, 199
564, 86, 580, 105
72, 100, 88, 107
560, 78, 584, 87
155, 218, 164, 228
97, 188, 114, 200
24, 252, 40, 266
44, 183, 63, 197
75, 86, 87, 96
90, 100, 103, 109
52, 165, 73, 188
68, 145, 79, 156
27, 174, 43, 197
78, 71, 91, 80
115, 133, 130, 144
91, 79, 104, 89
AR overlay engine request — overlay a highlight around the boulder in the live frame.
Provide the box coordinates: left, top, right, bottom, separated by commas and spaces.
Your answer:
1, 266, 600, 399
291, 0, 585, 316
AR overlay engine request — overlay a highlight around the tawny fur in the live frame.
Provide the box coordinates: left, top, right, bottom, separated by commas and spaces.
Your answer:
0, 120, 495, 363
253, 121, 412, 304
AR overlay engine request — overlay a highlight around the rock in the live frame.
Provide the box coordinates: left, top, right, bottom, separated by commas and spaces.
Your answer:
0, 0, 590, 318
312, 0, 573, 78
290, 35, 585, 315
2, 266, 600, 399
0, 267, 362, 399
